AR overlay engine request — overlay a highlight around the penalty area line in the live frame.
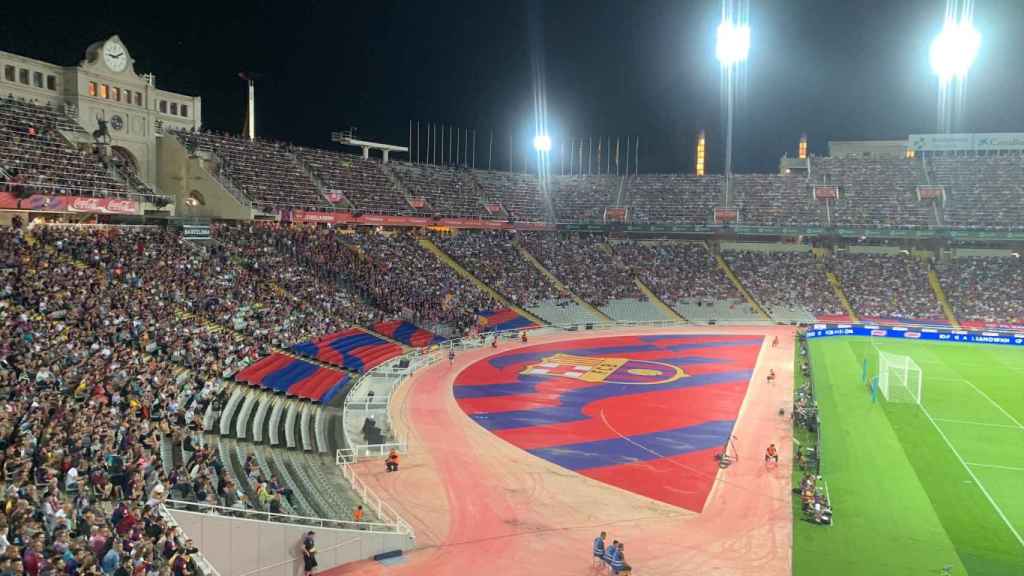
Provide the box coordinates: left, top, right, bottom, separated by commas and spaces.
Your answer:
967, 462, 1024, 472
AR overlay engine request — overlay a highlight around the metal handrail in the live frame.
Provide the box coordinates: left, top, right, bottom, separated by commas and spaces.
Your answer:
162, 499, 403, 534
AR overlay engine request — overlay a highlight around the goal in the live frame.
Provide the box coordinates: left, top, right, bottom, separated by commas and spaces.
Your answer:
877, 351, 923, 404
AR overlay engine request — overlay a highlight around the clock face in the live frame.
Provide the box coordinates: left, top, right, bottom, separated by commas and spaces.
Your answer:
110, 115, 124, 131
102, 41, 127, 73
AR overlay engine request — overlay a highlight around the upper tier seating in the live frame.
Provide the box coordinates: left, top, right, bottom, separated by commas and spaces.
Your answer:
387, 161, 485, 217
628, 174, 723, 224
293, 147, 409, 213
472, 170, 547, 222
551, 175, 620, 222
810, 156, 931, 227
732, 174, 824, 226
0, 97, 127, 197
176, 131, 326, 209
932, 155, 1024, 229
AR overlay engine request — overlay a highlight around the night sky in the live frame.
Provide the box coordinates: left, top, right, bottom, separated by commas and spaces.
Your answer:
4, 0, 1024, 173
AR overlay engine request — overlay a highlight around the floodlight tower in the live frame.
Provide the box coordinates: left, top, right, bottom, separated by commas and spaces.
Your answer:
931, 0, 980, 133
716, 1, 749, 207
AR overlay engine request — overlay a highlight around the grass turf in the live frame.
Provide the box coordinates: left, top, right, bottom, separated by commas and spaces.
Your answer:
793, 336, 1024, 576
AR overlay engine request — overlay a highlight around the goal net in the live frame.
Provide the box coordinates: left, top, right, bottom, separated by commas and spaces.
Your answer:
878, 351, 923, 404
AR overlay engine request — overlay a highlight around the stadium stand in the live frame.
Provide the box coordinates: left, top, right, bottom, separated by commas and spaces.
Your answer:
471, 169, 547, 222
387, 161, 485, 217
628, 174, 722, 224
521, 233, 640, 306
0, 97, 129, 198
722, 248, 844, 321
931, 155, 1024, 229
829, 251, 943, 320
551, 175, 620, 222
235, 353, 353, 403
935, 255, 1024, 325
732, 174, 824, 226
810, 156, 931, 227
373, 319, 446, 347
290, 329, 403, 373
292, 147, 409, 213
175, 131, 327, 210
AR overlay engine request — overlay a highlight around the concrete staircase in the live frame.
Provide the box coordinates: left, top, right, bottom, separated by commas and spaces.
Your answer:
712, 247, 772, 321
927, 267, 960, 328
825, 270, 859, 322
634, 278, 686, 321
514, 241, 612, 322
417, 237, 548, 326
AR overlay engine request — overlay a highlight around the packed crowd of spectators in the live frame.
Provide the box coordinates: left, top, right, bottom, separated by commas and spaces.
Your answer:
732, 174, 823, 226
811, 156, 931, 228
520, 234, 641, 306
345, 229, 498, 333
291, 148, 403, 213
472, 170, 547, 222
829, 252, 942, 319
932, 155, 1024, 230
627, 175, 722, 225
611, 242, 737, 304
435, 231, 562, 308
550, 176, 619, 223
387, 162, 484, 218
935, 256, 1024, 324
723, 250, 843, 316
1, 227, 255, 576
1, 97, 128, 198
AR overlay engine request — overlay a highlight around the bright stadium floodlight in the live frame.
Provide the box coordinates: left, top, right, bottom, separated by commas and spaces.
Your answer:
533, 134, 552, 153
716, 21, 750, 66
930, 19, 980, 81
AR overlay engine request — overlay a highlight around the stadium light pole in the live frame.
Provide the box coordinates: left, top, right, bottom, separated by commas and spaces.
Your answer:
930, 1, 980, 133
716, 10, 749, 207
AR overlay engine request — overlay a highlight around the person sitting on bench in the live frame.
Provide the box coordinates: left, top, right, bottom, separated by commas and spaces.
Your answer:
385, 449, 400, 472
603, 540, 618, 566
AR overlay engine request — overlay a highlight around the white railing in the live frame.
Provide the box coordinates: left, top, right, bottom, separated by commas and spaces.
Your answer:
156, 503, 222, 576
162, 499, 402, 534
333, 455, 415, 539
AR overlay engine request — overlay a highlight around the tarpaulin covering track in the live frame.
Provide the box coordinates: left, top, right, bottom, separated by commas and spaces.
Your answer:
235, 353, 352, 403
373, 320, 445, 348
454, 333, 762, 512
291, 328, 403, 373
475, 308, 539, 332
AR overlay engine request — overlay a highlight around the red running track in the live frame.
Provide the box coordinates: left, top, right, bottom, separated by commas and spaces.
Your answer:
326, 326, 794, 576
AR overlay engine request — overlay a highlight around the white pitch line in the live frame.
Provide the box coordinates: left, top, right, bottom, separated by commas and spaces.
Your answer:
959, 378, 1024, 431
968, 462, 1024, 472
932, 417, 1024, 431
923, 405, 1024, 549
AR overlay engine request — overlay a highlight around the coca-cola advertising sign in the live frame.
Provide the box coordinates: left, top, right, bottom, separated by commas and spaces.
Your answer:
0, 192, 140, 215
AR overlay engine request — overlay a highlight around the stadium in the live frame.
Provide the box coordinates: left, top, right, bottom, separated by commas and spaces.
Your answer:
2, 1, 1024, 575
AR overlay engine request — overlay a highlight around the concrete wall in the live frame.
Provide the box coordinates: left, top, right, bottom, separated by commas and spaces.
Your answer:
168, 510, 414, 576
157, 136, 254, 221
720, 241, 811, 253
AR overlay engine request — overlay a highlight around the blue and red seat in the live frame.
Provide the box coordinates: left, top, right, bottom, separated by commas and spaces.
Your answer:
373, 320, 445, 348
290, 328, 403, 373
476, 308, 539, 332
235, 353, 352, 403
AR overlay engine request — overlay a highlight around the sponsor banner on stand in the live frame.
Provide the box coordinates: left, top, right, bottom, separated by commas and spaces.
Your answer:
806, 323, 1024, 346
0, 192, 140, 215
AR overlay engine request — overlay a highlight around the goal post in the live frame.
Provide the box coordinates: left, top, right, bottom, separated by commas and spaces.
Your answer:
877, 351, 923, 404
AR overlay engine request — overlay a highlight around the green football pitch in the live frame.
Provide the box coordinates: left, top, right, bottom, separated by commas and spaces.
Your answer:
794, 336, 1024, 576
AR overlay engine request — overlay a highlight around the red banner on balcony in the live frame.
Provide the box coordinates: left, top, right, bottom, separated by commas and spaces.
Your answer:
408, 196, 428, 209
604, 207, 628, 223
484, 202, 503, 214
714, 207, 738, 224
813, 185, 839, 200
917, 185, 945, 201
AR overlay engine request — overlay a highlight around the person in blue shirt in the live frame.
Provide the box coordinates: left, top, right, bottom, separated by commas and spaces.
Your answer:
592, 531, 606, 563
611, 542, 632, 574
101, 541, 122, 575
603, 540, 618, 566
